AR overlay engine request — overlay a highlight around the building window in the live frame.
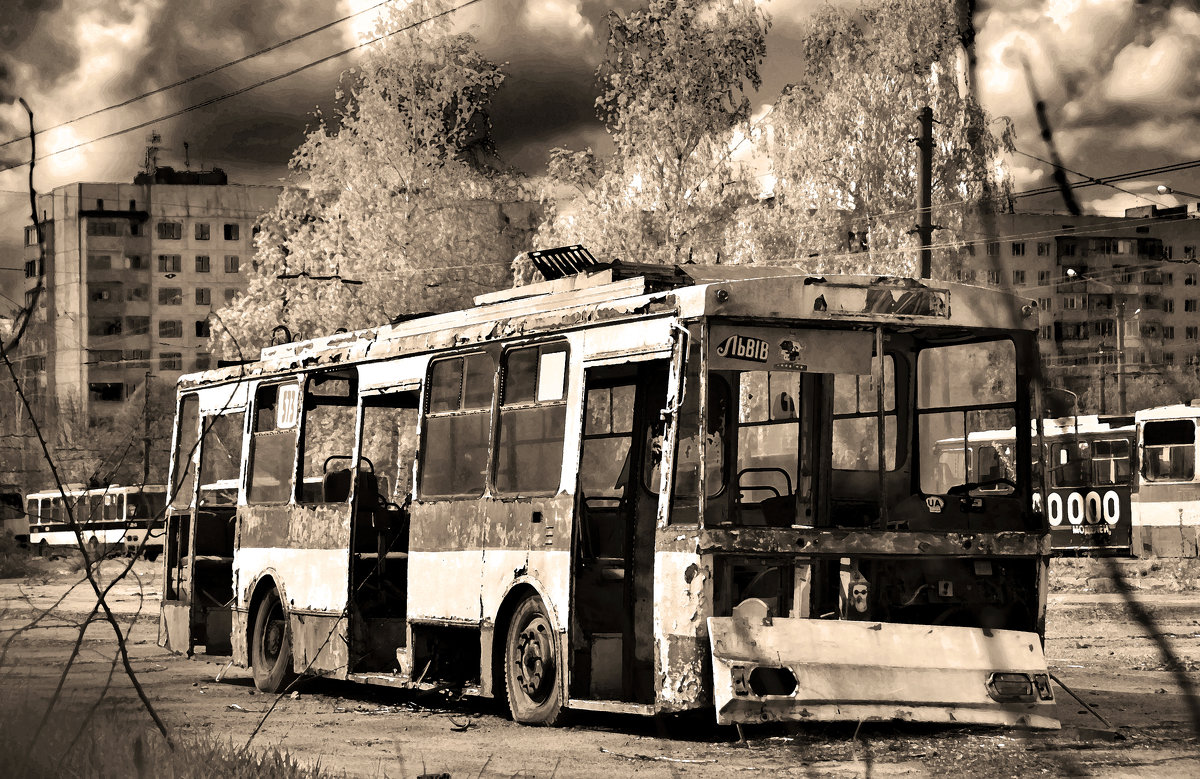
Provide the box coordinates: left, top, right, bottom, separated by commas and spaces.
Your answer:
195, 319, 211, 337
127, 285, 148, 302
1163, 298, 1174, 313
223, 224, 240, 241
88, 283, 120, 302
1188, 326, 1198, 340
87, 254, 111, 271
1061, 243, 1077, 257
157, 254, 182, 273
1039, 325, 1052, 340
1012, 270, 1026, 285
1164, 352, 1175, 365
195, 354, 212, 371
1037, 270, 1050, 285
88, 383, 125, 402
1011, 242, 1026, 256
224, 288, 239, 304
125, 255, 146, 269
195, 255, 210, 273
159, 320, 183, 338
985, 241, 1000, 257
86, 220, 120, 237
1037, 242, 1050, 256
159, 352, 183, 371
195, 223, 210, 241
196, 288, 211, 306
130, 221, 145, 237
125, 316, 150, 334
158, 288, 183, 305
1186, 273, 1197, 286
125, 349, 150, 365
1187, 246, 1197, 260
1187, 299, 1197, 313
986, 269, 1001, 285
224, 255, 240, 273
1164, 326, 1175, 340
1037, 297, 1051, 311
87, 318, 123, 337
24, 225, 42, 246
23, 260, 36, 278
157, 221, 182, 240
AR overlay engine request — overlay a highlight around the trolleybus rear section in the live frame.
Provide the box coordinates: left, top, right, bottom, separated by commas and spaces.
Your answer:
159, 256, 1057, 730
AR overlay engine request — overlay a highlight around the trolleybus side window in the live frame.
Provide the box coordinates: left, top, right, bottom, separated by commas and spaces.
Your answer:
1143, 419, 1196, 481
199, 411, 245, 505
729, 370, 804, 526
496, 343, 568, 494
298, 370, 357, 503
421, 352, 496, 497
1092, 438, 1131, 484
248, 382, 300, 504
917, 339, 1018, 495
361, 392, 420, 507
170, 394, 200, 509
832, 357, 896, 471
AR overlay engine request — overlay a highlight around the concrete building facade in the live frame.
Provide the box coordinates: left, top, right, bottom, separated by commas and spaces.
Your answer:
3, 170, 280, 485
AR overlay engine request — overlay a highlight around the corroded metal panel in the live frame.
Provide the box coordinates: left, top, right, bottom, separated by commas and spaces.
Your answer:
656, 526, 1049, 557
409, 496, 573, 553
653, 550, 712, 711
238, 504, 351, 550
290, 610, 348, 679
231, 608, 249, 667
159, 602, 191, 654
236, 548, 350, 612
708, 617, 1058, 729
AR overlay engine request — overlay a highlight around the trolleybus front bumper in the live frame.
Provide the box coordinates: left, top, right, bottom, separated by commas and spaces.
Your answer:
708, 617, 1059, 729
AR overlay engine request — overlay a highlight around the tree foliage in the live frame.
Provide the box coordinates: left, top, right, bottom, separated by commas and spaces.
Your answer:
726, 0, 1013, 275
214, 1, 536, 357
533, 0, 769, 268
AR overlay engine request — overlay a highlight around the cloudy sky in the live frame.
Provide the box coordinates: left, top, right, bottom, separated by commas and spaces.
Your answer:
1, 0, 1198, 304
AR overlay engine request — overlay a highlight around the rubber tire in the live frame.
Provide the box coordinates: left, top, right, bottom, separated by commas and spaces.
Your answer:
251, 589, 296, 693
87, 537, 101, 567
38, 540, 49, 558
143, 548, 160, 562
504, 596, 564, 726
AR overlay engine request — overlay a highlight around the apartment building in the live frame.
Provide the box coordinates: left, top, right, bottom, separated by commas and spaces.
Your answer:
958, 206, 1200, 409
13, 168, 281, 432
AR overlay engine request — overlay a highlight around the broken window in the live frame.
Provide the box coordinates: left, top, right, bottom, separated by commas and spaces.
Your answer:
248, 383, 300, 504
420, 352, 495, 497
298, 371, 357, 503
361, 393, 420, 507
728, 370, 806, 526
1143, 420, 1195, 482
917, 340, 1018, 495
495, 343, 568, 494
170, 395, 199, 511
833, 358, 896, 471
199, 411, 245, 506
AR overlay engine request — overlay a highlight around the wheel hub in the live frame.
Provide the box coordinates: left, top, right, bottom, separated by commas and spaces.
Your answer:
515, 616, 554, 700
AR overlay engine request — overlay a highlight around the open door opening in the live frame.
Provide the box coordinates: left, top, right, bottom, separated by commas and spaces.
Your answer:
570, 361, 667, 703
350, 390, 419, 673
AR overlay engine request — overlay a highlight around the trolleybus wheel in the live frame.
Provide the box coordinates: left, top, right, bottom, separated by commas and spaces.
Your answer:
37, 539, 48, 558
143, 548, 160, 562
504, 596, 564, 725
87, 537, 101, 565
252, 589, 296, 693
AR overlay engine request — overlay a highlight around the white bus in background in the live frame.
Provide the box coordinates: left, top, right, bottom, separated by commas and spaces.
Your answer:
25, 485, 168, 560
1133, 402, 1200, 558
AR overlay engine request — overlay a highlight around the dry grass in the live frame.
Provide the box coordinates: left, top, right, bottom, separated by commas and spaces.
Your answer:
0, 691, 337, 779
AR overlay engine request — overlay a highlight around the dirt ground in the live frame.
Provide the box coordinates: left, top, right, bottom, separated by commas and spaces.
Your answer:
2, 556, 1199, 778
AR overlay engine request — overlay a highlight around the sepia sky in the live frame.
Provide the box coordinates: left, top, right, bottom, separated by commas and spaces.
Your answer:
1, 0, 1199, 303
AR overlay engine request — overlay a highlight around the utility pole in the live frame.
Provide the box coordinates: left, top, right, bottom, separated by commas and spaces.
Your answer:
916, 106, 934, 279
1116, 302, 1127, 415
142, 371, 152, 486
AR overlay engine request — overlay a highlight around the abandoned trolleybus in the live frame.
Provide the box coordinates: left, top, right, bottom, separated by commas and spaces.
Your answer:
159, 253, 1058, 729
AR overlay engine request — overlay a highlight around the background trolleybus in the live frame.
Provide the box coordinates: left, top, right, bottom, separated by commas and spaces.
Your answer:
26, 484, 167, 560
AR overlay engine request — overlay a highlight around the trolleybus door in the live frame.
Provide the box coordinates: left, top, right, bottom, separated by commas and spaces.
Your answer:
571, 361, 667, 703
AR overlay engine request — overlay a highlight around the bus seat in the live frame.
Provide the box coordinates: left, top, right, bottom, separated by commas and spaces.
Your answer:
323, 469, 353, 502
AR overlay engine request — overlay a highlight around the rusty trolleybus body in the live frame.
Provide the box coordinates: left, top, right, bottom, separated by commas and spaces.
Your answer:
159, 256, 1057, 729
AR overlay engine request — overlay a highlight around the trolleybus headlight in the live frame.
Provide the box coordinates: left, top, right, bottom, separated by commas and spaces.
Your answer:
986, 672, 1035, 702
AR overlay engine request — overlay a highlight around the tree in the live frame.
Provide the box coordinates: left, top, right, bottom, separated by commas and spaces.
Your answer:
533, 0, 769, 268
726, 0, 1012, 276
213, 0, 536, 357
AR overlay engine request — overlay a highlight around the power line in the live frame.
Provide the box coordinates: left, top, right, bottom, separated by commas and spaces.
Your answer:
0, 1, 396, 152
0, 0, 490, 174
